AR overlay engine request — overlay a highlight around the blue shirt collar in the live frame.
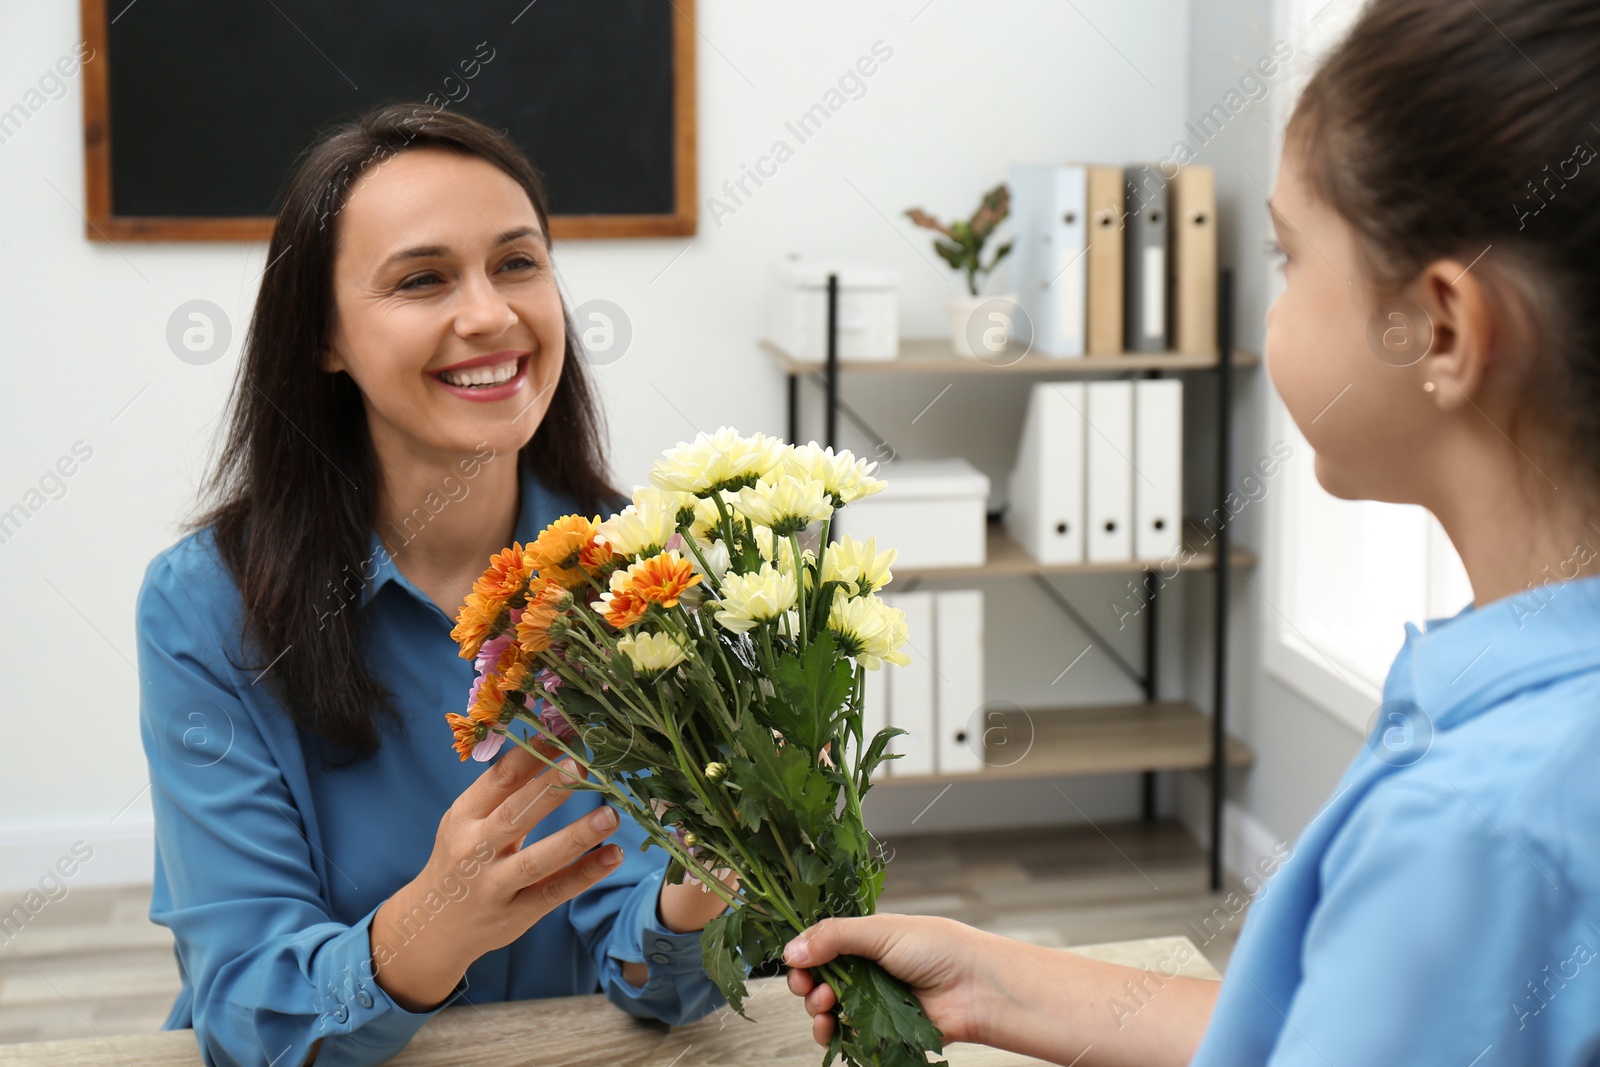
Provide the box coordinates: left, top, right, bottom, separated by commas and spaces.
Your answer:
358, 463, 568, 613
1387, 572, 1600, 731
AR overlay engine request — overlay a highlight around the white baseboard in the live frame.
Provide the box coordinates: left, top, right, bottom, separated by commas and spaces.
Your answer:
0, 818, 156, 895
1173, 771, 1289, 883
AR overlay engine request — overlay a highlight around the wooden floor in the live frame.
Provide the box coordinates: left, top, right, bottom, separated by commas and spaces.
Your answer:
0, 820, 1244, 1046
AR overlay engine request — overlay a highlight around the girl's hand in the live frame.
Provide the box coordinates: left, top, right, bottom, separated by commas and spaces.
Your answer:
783, 914, 996, 1048
371, 738, 622, 1012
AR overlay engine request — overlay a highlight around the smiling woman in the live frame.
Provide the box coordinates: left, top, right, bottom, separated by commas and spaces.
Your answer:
133, 106, 728, 1067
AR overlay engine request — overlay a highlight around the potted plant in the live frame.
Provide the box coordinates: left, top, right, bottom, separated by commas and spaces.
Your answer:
906, 183, 1014, 357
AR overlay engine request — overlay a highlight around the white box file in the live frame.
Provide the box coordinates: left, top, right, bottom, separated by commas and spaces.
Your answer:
882, 591, 936, 777
1134, 379, 1183, 559
1085, 380, 1135, 562
933, 589, 985, 775
1009, 163, 1088, 357
1006, 381, 1086, 563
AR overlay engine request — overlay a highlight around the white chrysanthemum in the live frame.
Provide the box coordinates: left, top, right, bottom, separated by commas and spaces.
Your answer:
650, 427, 788, 496
713, 563, 798, 633
784, 442, 887, 505
616, 630, 688, 673
827, 593, 912, 669
734, 475, 832, 535
631, 485, 700, 526
752, 524, 815, 576
597, 501, 678, 558
691, 539, 731, 581
821, 536, 897, 596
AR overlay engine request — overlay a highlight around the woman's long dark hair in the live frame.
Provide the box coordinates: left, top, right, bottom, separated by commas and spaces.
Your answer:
198, 103, 616, 763
1290, 0, 1600, 480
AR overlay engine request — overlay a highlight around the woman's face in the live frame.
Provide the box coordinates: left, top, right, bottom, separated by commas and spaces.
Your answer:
326, 148, 565, 464
1264, 144, 1439, 505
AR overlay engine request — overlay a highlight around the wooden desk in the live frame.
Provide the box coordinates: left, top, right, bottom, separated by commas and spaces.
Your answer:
0, 937, 1219, 1066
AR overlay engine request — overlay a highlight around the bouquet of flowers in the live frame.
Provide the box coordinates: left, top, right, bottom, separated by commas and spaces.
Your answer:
445, 428, 947, 1067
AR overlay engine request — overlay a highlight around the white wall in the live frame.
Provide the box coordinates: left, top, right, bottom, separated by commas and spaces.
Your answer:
0, 0, 1199, 889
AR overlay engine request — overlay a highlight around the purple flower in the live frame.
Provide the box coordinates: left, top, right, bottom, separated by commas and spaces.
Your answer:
471, 731, 507, 762
474, 634, 513, 675
536, 698, 578, 742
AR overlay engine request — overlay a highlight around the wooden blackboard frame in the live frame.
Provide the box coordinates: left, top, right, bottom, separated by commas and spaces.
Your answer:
78, 0, 697, 241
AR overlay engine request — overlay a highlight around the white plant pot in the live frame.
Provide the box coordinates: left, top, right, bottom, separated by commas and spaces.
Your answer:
947, 292, 1017, 358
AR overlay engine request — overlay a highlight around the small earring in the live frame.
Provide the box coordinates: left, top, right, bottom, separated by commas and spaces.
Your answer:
1423, 382, 1436, 392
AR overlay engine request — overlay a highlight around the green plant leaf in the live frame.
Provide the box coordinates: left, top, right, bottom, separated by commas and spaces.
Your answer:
700, 910, 752, 1018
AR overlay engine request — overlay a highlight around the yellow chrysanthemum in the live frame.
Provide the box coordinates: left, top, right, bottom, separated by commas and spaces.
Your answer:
596, 501, 678, 559
616, 630, 689, 674
826, 593, 912, 670
783, 442, 887, 504
713, 563, 798, 633
821, 535, 897, 596
752, 525, 814, 578
649, 427, 787, 495
527, 515, 599, 588
734, 475, 832, 535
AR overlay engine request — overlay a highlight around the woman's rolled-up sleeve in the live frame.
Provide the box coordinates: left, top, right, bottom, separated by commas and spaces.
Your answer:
138, 557, 454, 1067
565, 818, 728, 1026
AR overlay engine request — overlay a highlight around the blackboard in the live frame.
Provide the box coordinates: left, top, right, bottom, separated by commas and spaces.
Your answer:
80, 0, 696, 240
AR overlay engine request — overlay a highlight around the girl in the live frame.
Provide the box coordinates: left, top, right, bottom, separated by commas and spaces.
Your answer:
136, 106, 727, 1067
786, 0, 1600, 1063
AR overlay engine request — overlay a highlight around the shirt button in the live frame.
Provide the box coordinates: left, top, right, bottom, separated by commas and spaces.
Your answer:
356, 990, 374, 1008
654, 938, 674, 951
333, 1006, 349, 1024
650, 953, 671, 965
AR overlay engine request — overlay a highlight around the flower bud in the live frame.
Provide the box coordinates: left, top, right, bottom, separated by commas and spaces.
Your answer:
683, 831, 700, 847
704, 761, 728, 782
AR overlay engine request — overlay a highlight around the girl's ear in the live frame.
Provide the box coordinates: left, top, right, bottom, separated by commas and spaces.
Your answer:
1415, 257, 1503, 412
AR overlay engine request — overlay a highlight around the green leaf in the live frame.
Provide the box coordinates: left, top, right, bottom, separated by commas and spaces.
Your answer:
770, 631, 854, 754
932, 238, 967, 271
832, 956, 948, 1067
700, 910, 752, 1019
857, 726, 907, 797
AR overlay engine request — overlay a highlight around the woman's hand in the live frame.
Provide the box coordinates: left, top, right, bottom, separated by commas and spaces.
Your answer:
783, 914, 997, 1048
371, 738, 622, 1012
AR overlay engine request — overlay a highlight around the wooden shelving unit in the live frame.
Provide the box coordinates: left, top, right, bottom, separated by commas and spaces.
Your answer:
774, 270, 1254, 888
875, 702, 1255, 788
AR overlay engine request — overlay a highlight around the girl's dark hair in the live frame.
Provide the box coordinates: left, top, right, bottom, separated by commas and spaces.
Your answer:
198, 103, 615, 763
1289, 0, 1600, 474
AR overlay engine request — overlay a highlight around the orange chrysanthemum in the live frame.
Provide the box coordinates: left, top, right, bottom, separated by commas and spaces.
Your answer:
497, 657, 532, 694
527, 515, 599, 589
596, 584, 649, 629
446, 712, 485, 761
516, 583, 569, 655
451, 592, 503, 660
580, 534, 617, 576
469, 679, 508, 725
622, 551, 701, 608
473, 543, 536, 602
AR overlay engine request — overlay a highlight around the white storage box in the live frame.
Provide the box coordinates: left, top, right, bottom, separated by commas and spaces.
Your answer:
841, 458, 989, 569
769, 261, 900, 362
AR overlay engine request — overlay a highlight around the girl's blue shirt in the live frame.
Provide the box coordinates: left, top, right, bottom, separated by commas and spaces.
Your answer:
135, 472, 723, 1067
1194, 574, 1600, 1065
